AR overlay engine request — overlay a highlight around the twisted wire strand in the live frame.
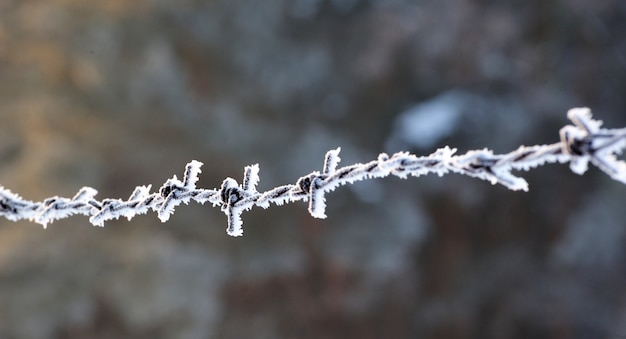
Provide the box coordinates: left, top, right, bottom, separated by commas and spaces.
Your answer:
1, 108, 625, 237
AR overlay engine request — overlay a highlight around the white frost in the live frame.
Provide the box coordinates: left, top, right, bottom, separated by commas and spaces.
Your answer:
0, 108, 625, 236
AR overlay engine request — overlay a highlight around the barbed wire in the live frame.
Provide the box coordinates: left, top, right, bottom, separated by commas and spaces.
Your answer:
1, 108, 625, 236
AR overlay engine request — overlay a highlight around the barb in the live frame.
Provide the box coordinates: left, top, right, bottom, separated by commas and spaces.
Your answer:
1, 108, 625, 236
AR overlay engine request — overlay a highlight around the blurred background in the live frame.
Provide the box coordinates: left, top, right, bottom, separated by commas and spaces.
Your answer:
0, 0, 625, 338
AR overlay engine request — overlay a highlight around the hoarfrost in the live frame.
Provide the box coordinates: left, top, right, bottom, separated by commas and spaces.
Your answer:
1, 108, 625, 236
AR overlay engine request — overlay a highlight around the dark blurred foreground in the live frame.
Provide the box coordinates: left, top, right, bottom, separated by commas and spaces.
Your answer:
0, 0, 626, 338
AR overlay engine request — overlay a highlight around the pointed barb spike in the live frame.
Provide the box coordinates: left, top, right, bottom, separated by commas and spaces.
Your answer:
567, 107, 602, 133
308, 177, 327, 219
243, 164, 260, 193
569, 156, 590, 175
183, 160, 203, 189
226, 207, 244, 237
158, 194, 178, 222
323, 147, 342, 175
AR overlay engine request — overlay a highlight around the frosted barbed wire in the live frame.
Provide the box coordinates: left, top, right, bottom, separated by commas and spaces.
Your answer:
1, 108, 625, 237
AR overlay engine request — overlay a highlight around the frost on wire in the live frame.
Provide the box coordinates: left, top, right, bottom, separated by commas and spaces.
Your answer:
1, 108, 625, 237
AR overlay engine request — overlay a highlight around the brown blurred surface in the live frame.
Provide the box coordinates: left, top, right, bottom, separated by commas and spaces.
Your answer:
1, 0, 626, 338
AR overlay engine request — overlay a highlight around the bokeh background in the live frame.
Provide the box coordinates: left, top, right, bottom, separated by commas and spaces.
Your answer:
1, 0, 625, 338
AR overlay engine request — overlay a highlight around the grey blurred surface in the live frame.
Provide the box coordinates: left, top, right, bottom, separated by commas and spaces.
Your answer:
0, 0, 625, 338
